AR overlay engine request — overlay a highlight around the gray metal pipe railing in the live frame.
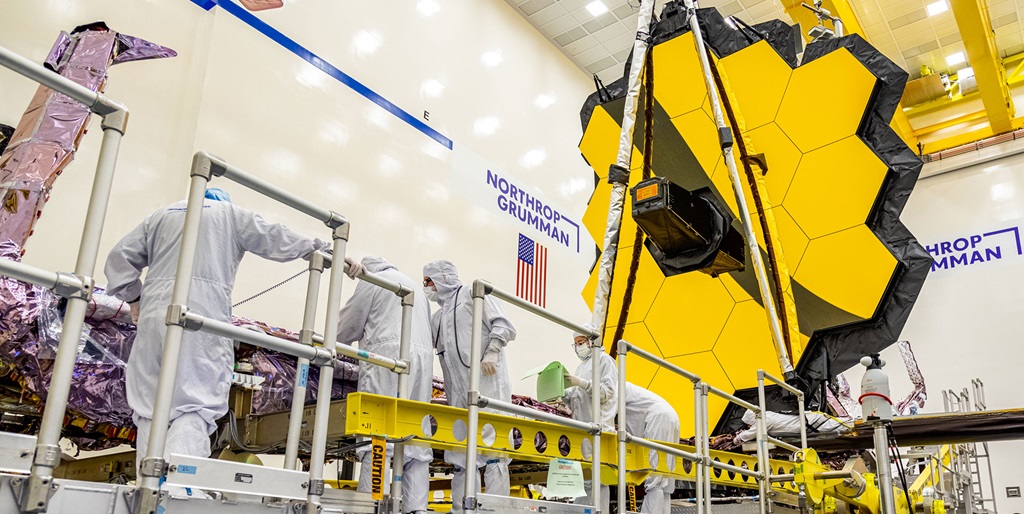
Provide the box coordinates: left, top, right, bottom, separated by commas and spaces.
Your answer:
766, 436, 801, 454
618, 340, 700, 382
133, 152, 352, 514
624, 433, 702, 463
194, 152, 340, 227
759, 370, 808, 450
0, 44, 124, 115
486, 284, 597, 338
178, 311, 328, 362
706, 383, 759, 413
0, 260, 65, 291
283, 252, 327, 471
464, 280, 602, 513
0, 44, 129, 514
478, 397, 600, 434
617, 339, 776, 514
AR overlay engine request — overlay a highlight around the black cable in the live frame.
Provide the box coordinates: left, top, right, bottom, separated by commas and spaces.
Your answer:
888, 425, 913, 511
233, 268, 309, 307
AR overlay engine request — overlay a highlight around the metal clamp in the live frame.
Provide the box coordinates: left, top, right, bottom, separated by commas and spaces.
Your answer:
326, 211, 350, 233
32, 443, 61, 467
617, 430, 630, 443
463, 496, 478, 511
308, 251, 328, 272
471, 280, 492, 299
164, 304, 203, 331
299, 328, 316, 346
138, 457, 167, 478
91, 95, 126, 117
190, 151, 229, 180
99, 107, 129, 134
310, 347, 335, 367
52, 272, 92, 300
398, 287, 415, 303
306, 478, 325, 496
467, 390, 484, 408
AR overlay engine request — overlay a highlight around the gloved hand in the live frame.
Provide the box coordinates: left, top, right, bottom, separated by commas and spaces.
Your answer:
481, 348, 500, 376
129, 302, 140, 325
568, 374, 589, 389
344, 257, 366, 279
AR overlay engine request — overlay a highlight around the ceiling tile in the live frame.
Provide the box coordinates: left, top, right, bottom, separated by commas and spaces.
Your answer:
938, 33, 961, 46
718, 1, 743, 17
519, 0, 556, 16
541, 14, 579, 35
570, 6, 596, 23
576, 45, 609, 65
596, 66, 621, 84
592, 21, 630, 43
933, 20, 959, 38
611, 3, 635, 19
994, 12, 1020, 29
558, 0, 592, 10
586, 55, 618, 71
553, 26, 588, 45
564, 34, 600, 55
1003, 43, 1024, 57
583, 12, 618, 33
988, 1, 1018, 18
532, 4, 569, 26
746, 1, 778, 21
859, 10, 886, 26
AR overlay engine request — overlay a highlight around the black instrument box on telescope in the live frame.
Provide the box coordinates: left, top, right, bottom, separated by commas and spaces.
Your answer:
630, 177, 744, 277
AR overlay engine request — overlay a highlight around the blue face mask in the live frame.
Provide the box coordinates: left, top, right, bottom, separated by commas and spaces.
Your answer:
205, 187, 232, 202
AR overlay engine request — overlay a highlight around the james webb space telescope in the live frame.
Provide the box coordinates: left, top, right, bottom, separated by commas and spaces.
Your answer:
629, 173, 745, 277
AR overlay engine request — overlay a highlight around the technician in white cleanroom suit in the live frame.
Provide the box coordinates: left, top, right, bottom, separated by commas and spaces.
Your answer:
563, 323, 617, 511
337, 256, 433, 514
422, 260, 516, 512
622, 381, 680, 514
104, 187, 351, 470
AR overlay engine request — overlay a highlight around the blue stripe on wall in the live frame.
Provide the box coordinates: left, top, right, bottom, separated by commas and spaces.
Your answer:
188, 0, 453, 149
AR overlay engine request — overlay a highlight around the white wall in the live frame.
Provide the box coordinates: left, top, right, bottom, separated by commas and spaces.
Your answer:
0, 0, 598, 392
844, 151, 1024, 514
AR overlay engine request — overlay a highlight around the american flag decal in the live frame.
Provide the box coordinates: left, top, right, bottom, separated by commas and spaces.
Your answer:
516, 233, 547, 307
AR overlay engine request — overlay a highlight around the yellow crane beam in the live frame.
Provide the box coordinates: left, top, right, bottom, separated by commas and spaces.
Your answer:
949, 0, 1016, 133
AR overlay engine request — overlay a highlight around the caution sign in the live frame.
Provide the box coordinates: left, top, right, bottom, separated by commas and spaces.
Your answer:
627, 484, 637, 513
370, 436, 386, 500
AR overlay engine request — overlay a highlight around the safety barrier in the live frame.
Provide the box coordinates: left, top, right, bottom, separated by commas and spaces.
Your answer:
132, 152, 416, 514
462, 280, 604, 512
614, 342, 801, 514
0, 44, 129, 513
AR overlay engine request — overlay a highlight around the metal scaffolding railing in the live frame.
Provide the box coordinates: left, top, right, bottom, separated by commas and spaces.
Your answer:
0, 44, 129, 513
131, 152, 418, 514
462, 280, 603, 512
615, 342, 800, 514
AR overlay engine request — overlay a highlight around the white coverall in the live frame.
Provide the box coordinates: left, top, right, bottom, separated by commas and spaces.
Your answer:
734, 409, 851, 443
104, 198, 323, 470
623, 382, 680, 514
563, 350, 617, 512
423, 260, 516, 513
337, 256, 434, 513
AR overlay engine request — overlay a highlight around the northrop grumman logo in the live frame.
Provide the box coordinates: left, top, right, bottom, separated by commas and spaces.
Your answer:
926, 227, 1022, 272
